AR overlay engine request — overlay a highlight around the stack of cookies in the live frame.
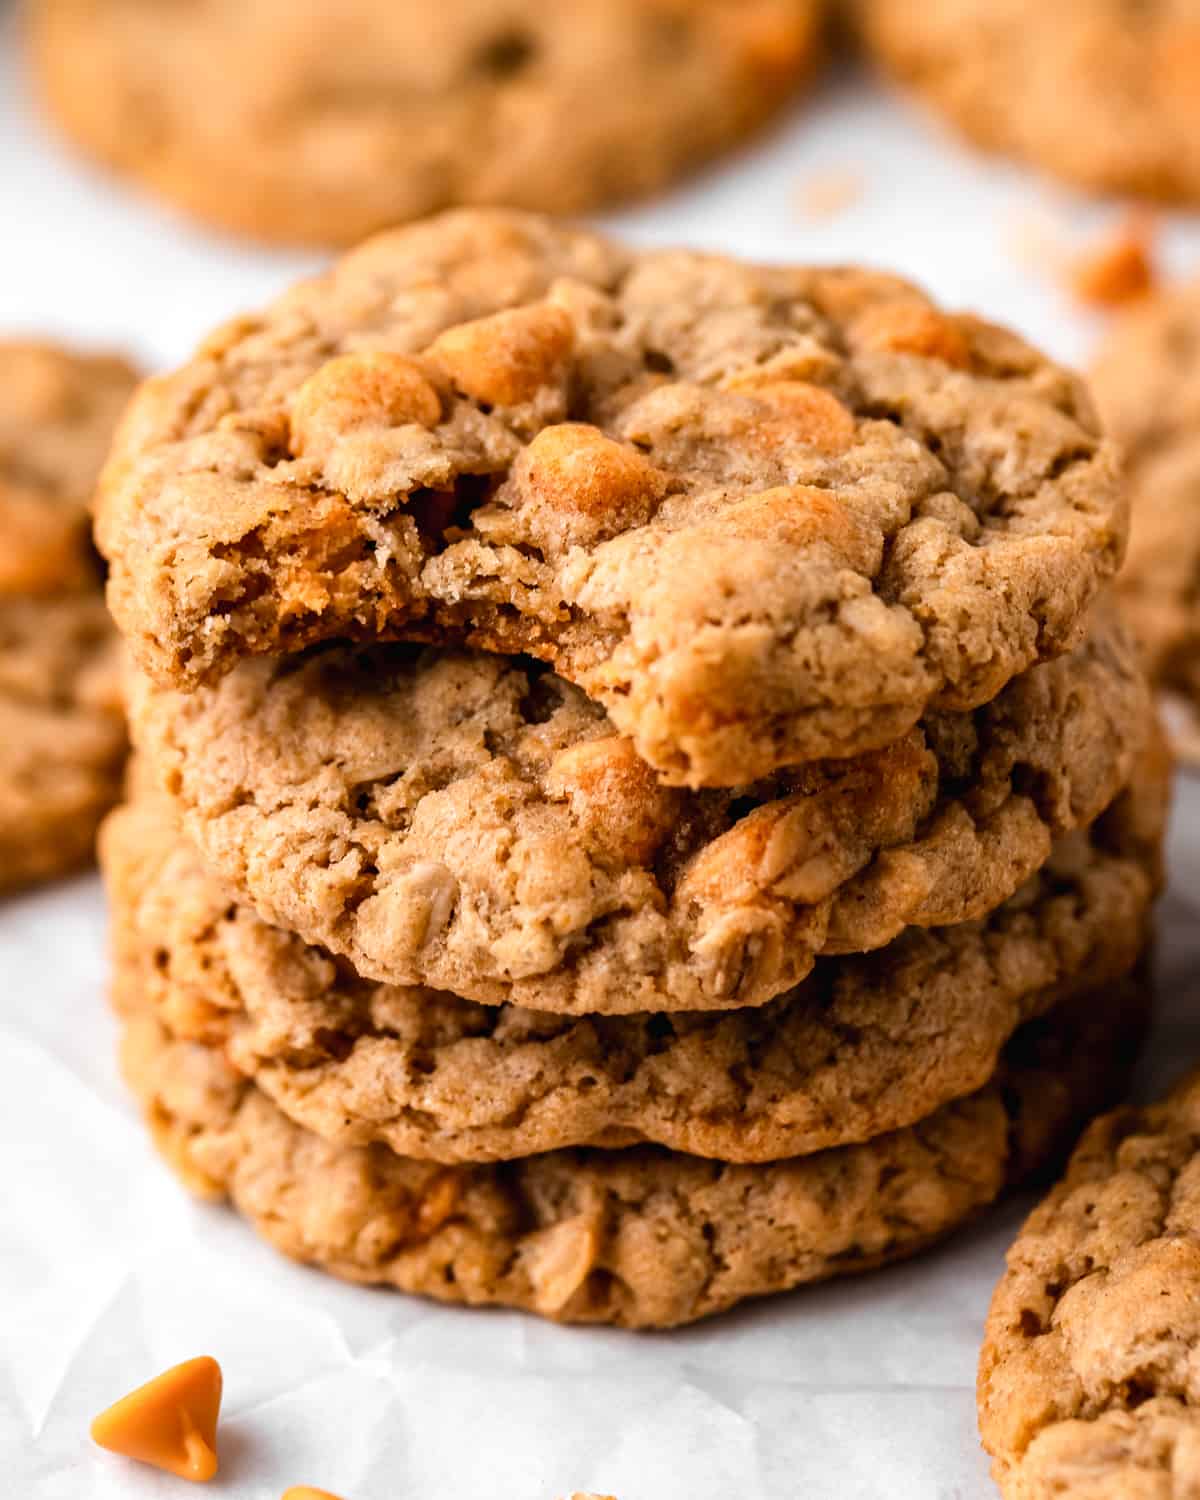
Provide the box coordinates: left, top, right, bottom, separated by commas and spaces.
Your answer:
96, 210, 1163, 1328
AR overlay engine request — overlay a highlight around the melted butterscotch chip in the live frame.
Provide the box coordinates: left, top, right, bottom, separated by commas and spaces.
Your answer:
1070, 213, 1157, 310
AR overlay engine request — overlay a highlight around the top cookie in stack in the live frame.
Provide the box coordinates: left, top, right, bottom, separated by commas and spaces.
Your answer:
97, 210, 1125, 786
97, 211, 1156, 1326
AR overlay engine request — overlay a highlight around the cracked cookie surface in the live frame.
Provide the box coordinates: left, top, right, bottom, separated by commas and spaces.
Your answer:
1092, 278, 1200, 758
102, 765, 1162, 1163
130, 603, 1150, 1014
121, 967, 1148, 1329
97, 210, 1127, 786
29, 1, 822, 248
857, 0, 1200, 203
979, 1064, 1200, 1498
0, 342, 138, 892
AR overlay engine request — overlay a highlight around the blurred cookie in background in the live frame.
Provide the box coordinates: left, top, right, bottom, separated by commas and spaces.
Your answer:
1091, 279, 1200, 763
856, 0, 1200, 203
26, 0, 825, 247
0, 342, 138, 894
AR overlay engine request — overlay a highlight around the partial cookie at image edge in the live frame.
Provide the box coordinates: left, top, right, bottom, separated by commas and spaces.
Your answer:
127, 602, 1153, 1014
27, 0, 825, 247
95, 209, 1128, 787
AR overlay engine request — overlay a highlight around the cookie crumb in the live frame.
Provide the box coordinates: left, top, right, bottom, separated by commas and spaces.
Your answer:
796, 168, 863, 220
1069, 211, 1157, 309
90, 1356, 222, 1482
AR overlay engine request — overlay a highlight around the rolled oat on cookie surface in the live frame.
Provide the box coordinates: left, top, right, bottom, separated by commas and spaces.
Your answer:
979, 1060, 1200, 1498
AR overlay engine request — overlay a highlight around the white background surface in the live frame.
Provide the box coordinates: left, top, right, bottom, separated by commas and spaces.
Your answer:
2, 11, 1200, 1496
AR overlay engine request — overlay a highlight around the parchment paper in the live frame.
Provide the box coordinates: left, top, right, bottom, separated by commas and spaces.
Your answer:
3, 19, 1199, 1496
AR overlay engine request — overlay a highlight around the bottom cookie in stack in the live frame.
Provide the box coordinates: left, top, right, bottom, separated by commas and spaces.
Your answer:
100, 763, 1164, 1329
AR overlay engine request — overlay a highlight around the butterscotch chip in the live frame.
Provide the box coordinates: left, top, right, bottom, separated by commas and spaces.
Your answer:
0, 342, 138, 894
1091, 277, 1200, 760
91, 1356, 222, 1482
96, 210, 1127, 787
856, 0, 1200, 203
27, 1, 824, 248
117, 967, 1150, 1329
101, 762, 1163, 1165
978, 1067, 1200, 1497
128, 602, 1151, 1014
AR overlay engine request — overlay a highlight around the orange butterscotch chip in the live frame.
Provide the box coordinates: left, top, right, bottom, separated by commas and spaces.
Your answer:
744, 380, 857, 453
426, 303, 574, 407
713, 486, 878, 573
90, 1355, 222, 1482
291, 352, 442, 460
514, 422, 670, 551
282, 1489, 347, 1500
848, 300, 972, 368
548, 735, 678, 865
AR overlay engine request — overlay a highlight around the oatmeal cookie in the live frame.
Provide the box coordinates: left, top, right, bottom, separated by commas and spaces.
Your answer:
979, 1064, 1200, 1497
97, 211, 1127, 786
0, 342, 138, 892
29, 0, 822, 247
857, 0, 1200, 203
1091, 277, 1200, 758
129, 604, 1151, 1013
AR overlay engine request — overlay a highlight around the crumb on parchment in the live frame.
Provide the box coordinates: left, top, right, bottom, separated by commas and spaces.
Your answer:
796, 167, 864, 220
